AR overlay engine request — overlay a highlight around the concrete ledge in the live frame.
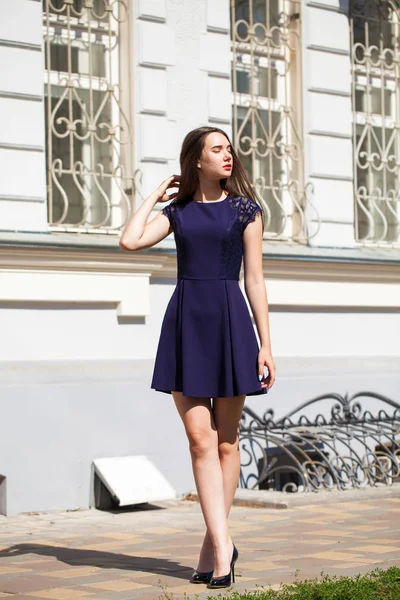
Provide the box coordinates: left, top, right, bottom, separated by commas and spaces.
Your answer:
185, 484, 400, 510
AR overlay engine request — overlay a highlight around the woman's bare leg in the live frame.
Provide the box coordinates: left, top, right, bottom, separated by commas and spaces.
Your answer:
196, 395, 246, 572
172, 392, 234, 578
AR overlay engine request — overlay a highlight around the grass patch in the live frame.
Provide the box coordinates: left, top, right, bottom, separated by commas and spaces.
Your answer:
225, 567, 400, 599
159, 567, 400, 599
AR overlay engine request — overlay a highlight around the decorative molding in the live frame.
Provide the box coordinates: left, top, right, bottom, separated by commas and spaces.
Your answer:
309, 130, 352, 140
207, 72, 230, 80
140, 109, 167, 116
0, 244, 177, 279
0, 195, 45, 203
310, 173, 353, 182
140, 157, 169, 164
0, 143, 44, 153
308, 87, 351, 98
137, 0, 166, 24
317, 217, 354, 225
137, 14, 166, 24
2, 263, 400, 312
307, 44, 349, 56
207, 26, 229, 35
207, 70, 231, 78
0, 39, 42, 52
261, 257, 400, 284
0, 91, 42, 102
305, 1, 348, 14
1, 244, 400, 288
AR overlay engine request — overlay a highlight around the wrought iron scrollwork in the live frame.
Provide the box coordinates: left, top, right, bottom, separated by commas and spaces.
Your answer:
43, 0, 134, 233
239, 391, 400, 492
351, 0, 400, 245
230, 0, 320, 242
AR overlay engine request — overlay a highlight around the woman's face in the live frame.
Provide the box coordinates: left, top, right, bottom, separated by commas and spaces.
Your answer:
197, 132, 233, 181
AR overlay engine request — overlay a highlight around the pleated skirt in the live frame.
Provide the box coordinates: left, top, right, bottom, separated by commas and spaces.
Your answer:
151, 279, 267, 398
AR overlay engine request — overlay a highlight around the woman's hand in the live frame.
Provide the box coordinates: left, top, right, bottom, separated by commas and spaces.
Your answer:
258, 348, 276, 390
155, 175, 181, 204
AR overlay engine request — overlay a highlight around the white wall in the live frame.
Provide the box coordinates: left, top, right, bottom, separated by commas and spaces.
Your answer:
134, 0, 232, 199
302, 0, 355, 247
0, 360, 194, 515
1, 278, 399, 361
0, 282, 175, 361
1, 355, 399, 514
269, 309, 400, 357
0, 0, 47, 232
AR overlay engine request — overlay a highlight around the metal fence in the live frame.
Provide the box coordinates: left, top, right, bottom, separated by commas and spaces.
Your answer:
239, 391, 400, 492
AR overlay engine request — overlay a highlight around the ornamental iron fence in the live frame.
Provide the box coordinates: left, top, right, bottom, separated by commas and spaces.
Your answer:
239, 391, 400, 492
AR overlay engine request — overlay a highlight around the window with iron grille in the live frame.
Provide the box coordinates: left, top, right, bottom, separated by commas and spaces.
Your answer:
43, 0, 134, 233
351, 0, 400, 246
230, 0, 317, 242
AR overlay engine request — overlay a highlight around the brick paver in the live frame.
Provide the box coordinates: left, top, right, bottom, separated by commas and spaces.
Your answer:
0, 496, 399, 599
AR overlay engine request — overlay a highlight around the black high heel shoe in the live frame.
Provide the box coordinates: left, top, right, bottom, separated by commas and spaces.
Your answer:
207, 543, 238, 589
189, 570, 213, 584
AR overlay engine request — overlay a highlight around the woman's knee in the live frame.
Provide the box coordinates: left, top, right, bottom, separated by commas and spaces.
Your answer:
187, 429, 217, 459
217, 430, 239, 459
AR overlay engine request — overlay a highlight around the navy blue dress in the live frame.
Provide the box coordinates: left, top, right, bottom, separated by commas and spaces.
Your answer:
151, 194, 268, 398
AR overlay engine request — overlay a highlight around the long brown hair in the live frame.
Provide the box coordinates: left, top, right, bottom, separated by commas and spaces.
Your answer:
175, 126, 261, 209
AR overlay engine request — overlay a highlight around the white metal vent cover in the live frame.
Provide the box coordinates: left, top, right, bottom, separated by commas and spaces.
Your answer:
93, 455, 176, 506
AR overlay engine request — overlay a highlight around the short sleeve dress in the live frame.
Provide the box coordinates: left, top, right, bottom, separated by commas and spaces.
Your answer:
151, 194, 268, 399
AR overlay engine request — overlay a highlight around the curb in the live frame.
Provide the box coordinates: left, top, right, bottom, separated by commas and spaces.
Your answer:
184, 483, 400, 510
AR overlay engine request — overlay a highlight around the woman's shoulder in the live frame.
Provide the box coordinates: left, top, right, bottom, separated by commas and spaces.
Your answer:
228, 194, 260, 208
161, 198, 192, 223
227, 194, 263, 225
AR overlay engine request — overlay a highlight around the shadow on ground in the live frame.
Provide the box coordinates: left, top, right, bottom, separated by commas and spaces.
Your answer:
0, 544, 192, 580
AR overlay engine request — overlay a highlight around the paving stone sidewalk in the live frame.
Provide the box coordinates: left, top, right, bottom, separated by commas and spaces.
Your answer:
0, 495, 400, 600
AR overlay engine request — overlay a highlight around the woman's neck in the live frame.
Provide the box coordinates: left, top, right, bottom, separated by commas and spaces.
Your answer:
193, 180, 225, 203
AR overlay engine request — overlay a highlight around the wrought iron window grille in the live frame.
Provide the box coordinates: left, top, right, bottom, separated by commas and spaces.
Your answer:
43, 0, 135, 234
351, 0, 400, 246
239, 391, 400, 492
230, 0, 320, 243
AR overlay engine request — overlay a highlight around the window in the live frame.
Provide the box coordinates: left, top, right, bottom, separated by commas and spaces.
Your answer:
43, 0, 134, 233
351, 0, 400, 245
230, 0, 314, 242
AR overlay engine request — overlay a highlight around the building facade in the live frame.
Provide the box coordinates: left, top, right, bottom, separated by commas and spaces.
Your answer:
0, 0, 399, 515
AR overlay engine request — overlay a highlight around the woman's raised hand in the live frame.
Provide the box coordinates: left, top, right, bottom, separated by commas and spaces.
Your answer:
155, 175, 181, 203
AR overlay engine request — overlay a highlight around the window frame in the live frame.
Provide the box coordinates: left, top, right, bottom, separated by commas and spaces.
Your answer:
230, 0, 316, 243
43, 0, 134, 234
350, 0, 400, 246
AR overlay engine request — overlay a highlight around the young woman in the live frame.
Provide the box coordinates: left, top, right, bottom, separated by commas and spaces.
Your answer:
120, 126, 276, 589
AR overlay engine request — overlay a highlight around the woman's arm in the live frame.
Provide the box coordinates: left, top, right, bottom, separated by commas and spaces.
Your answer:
243, 213, 276, 389
119, 175, 179, 251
